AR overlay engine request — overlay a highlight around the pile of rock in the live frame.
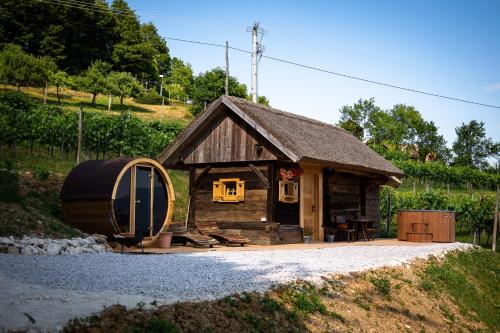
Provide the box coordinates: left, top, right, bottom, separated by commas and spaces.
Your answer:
0, 234, 113, 255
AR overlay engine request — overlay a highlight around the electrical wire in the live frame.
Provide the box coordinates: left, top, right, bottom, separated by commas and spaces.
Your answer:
165, 37, 500, 109
33, 0, 500, 109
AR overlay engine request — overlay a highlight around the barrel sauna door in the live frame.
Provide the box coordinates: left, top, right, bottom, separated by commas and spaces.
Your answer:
132, 165, 169, 238
134, 166, 152, 237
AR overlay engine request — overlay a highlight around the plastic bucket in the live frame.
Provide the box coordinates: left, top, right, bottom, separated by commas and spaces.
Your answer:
158, 232, 173, 248
326, 234, 335, 243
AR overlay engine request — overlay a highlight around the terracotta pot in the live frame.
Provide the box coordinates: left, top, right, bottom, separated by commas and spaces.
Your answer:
158, 232, 173, 248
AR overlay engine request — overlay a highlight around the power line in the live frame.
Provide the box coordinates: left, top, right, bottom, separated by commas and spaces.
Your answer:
37, 0, 236, 29
166, 37, 500, 110
32, 0, 500, 109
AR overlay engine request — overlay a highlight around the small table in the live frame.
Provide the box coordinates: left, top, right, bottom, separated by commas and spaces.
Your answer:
349, 218, 370, 241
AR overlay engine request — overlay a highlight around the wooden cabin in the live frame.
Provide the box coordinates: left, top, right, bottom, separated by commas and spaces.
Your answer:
159, 96, 403, 244
60, 158, 175, 246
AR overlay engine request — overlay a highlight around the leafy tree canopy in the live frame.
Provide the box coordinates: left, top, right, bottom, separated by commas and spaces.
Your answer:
337, 98, 449, 162
77, 60, 112, 105
107, 71, 143, 109
169, 57, 193, 97
452, 120, 495, 169
190, 67, 247, 115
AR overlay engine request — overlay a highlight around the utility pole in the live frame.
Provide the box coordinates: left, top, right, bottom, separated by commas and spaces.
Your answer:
247, 22, 265, 103
225, 41, 229, 96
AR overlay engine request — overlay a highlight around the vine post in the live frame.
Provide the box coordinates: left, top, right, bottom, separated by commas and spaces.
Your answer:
493, 185, 499, 252
386, 189, 391, 236
76, 104, 83, 165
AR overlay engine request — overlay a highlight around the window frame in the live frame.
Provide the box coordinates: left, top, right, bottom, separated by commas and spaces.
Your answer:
279, 180, 299, 203
213, 178, 245, 203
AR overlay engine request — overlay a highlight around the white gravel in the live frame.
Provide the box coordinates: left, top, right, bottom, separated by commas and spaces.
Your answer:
0, 242, 471, 332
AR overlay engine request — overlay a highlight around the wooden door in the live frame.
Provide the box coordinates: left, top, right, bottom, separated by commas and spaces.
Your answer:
134, 166, 153, 237
302, 173, 320, 240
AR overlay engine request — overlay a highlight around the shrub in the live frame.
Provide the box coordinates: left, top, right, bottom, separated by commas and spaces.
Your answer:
135, 90, 168, 105
369, 277, 391, 296
33, 166, 50, 180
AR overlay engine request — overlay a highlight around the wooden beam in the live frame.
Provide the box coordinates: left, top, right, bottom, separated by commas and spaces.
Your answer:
249, 163, 270, 189
193, 165, 212, 188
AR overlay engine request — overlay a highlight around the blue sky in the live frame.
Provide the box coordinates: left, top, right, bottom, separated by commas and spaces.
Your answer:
128, 0, 500, 145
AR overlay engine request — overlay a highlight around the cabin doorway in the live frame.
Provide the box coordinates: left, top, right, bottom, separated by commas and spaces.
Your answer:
300, 169, 323, 241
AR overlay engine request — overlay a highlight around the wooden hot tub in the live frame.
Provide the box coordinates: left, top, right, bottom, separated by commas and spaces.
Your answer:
397, 210, 455, 243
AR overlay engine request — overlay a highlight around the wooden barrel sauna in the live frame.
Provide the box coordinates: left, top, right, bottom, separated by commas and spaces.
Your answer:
397, 210, 455, 243
60, 158, 175, 246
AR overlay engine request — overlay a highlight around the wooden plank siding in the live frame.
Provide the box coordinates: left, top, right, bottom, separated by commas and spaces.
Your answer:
183, 112, 277, 164
191, 165, 269, 225
323, 169, 382, 232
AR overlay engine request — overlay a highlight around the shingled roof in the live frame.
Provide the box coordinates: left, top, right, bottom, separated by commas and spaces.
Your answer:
159, 96, 403, 177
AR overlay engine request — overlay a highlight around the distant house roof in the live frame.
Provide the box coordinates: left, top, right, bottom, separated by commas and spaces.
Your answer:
159, 96, 403, 177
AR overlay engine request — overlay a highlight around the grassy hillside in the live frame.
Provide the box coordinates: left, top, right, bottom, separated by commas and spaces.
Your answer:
0, 84, 192, 231
0, 84, 193, 124
64, 248, 499, 333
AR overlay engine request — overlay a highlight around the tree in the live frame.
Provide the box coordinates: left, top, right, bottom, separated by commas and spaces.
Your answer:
415, 120, 450, 162
452, 120, 494, 169
337, 98, 380, 140
165, 83, 186, 101
107, 71, 143, 110
78, 60, 112, 105
0, 0, 116, 73
141, 23, 171, 81
168, 57, 192, 97
258, 95, 270, 106
191, 67, 247, 115
0, 44, 33, 91
31, 56, 57, 103
49, 70, 72, 103
111, 0, 156, 82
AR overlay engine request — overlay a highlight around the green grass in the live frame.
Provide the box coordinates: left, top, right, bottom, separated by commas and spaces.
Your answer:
280, 281, 328, 316
1, 85, 192, 124
168, 169, 189, 222
420, 249, 500, 331
369, 276, 392, 296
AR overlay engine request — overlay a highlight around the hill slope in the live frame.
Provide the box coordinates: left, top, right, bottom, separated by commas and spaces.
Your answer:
1, 85, 193, 124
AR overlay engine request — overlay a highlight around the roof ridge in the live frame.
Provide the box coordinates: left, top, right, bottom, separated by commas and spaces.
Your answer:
227, 96, 354, 136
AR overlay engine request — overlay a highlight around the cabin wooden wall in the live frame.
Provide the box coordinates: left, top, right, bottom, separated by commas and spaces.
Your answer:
183, 112, 278, 164
365, 182, 381, 234
191, 164, 269, 227
326, 171, 361, 222
323, 169, 381, 231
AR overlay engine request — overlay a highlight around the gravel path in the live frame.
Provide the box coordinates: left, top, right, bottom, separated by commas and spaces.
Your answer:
0, 242, 471, 332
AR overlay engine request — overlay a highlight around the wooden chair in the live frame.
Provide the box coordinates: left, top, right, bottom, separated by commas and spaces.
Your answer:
365, 221, 375, 241
196, 222, 250, 246
331, 216, 357, 242
167, 223, 219, 248
113, 226, 148, 254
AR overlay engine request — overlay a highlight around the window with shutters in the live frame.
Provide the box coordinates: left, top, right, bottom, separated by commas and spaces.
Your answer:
213, 178, 245, 202
279, 180, 298, 203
